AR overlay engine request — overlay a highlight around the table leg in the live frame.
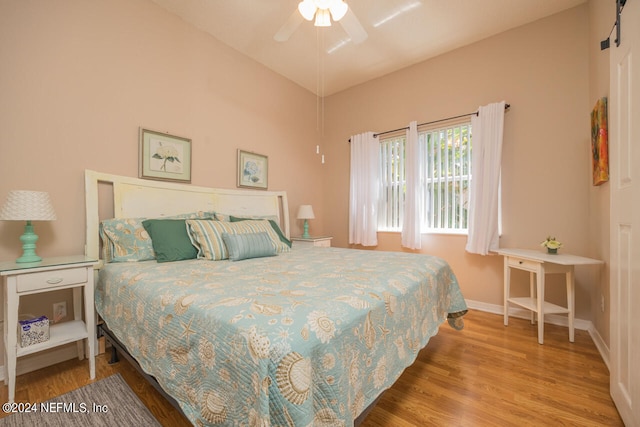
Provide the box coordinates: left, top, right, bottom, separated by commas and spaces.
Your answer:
2, 280, 7, 387
5, 278, 18, 402
536, 265, 545, 345
529, 272, 536, 324
85, 267, 96, 379
73, 287, 84, 360
503, 257, 510, 326
566, 268, 575, 342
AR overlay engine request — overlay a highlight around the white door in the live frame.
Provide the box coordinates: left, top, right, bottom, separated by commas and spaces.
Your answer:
610, 0, 640, 425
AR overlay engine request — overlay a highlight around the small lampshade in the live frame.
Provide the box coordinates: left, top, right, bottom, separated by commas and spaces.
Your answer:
297, 205, 315, 220
0, 190, 57, 263
297, 205, 315, 239
0, 190, 57, 221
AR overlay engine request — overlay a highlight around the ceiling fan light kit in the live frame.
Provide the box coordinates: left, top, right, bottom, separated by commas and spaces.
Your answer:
275, 0, 366, 44
298, 0, 349, 26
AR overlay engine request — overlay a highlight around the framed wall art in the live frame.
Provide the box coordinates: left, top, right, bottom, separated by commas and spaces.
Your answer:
237, 149, 268, 189
590, 97, 609, 186
139, 128, 192, 183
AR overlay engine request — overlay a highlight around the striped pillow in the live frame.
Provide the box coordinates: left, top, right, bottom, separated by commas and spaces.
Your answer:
221, 232, 276, 261
186, 219, 290, 260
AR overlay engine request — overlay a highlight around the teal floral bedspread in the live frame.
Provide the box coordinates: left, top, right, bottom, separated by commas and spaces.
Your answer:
95, 247, 467, 426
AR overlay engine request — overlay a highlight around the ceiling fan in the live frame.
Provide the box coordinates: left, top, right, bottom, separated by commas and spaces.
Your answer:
274, 0, 368, 44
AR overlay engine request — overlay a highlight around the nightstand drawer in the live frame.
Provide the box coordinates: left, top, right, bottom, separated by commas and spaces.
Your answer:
16, 267, 88, 293
314, 239, 331, 247
507, 257, 539, 272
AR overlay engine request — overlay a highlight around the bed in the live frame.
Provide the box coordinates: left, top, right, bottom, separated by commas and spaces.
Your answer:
84, 170, 467, 426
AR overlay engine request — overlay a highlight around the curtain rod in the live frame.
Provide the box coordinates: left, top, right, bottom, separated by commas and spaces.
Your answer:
348, 103, 510, 142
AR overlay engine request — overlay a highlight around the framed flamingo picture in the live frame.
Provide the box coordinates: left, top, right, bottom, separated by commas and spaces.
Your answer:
139, 128, 192, 183
590, 97, 609, 186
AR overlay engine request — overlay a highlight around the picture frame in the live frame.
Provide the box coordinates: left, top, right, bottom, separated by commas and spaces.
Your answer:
590, 97, 609, 186
237, 149, 268, 189
139, 128, 192, 183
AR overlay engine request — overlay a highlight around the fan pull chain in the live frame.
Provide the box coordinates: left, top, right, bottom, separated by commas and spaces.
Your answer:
316, 27, 325, 136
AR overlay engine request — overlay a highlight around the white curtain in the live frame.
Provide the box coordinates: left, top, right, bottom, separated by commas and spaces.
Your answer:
349, 132, 379, 246
402, 121, 422, 249
465, 101, 506, 255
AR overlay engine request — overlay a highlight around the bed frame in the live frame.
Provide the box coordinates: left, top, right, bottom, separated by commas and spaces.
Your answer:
83, 170, 380, 425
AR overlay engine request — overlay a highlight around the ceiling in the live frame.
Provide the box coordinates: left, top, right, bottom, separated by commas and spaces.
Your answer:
150, 0, 587, 96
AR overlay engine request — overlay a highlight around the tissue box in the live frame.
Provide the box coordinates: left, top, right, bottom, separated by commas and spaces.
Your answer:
19, 316, 50, 347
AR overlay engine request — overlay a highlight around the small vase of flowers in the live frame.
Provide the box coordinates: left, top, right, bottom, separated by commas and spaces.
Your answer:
541, 236, 562, 254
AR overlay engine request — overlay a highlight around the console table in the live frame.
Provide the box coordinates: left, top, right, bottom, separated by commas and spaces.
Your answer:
495, 248, 603, 344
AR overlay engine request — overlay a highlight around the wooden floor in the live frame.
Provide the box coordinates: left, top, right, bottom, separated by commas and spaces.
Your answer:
0, 310, 623, 426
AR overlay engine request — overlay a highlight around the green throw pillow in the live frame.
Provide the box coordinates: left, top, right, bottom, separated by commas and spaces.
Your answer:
142, 219, 198, 263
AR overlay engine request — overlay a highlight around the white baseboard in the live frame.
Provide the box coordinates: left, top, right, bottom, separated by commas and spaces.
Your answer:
0, 344, 79, 382
587, 325, 610, 371
465, 299, 610, 367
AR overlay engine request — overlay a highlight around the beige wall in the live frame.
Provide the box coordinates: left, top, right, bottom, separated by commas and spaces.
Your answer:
0, 0, 325, 321
0, 1, 614, 352
322, 5, 604, 324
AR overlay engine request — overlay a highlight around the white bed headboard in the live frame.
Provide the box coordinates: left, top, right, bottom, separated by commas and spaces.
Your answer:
84, 170, 290, 260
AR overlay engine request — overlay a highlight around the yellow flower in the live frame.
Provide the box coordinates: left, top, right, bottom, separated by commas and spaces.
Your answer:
541, 236, 562, 249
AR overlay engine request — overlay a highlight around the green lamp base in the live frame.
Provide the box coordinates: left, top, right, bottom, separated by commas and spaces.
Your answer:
302, 219, 311, 239
16, 221, 42, 263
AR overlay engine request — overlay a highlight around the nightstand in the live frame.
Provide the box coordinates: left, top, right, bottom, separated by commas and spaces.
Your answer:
291, 236, 333, 248
0, 255, 97, 403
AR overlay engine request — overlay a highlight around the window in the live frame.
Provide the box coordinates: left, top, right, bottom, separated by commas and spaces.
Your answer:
378, 121, 472, 233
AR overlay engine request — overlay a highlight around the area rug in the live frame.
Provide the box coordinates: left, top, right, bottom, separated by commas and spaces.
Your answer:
0, 373, 161, 427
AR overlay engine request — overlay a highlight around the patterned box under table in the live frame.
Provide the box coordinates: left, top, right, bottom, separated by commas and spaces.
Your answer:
18, 315, 50, 347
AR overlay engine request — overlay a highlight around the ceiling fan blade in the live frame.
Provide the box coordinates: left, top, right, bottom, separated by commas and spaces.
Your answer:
274, 10, 304, 42
339, 8, 368, 44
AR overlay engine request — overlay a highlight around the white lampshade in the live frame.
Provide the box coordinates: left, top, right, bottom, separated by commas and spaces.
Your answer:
0, 190, 57, 221
297, 205, 315, 220
0, 190, 56, 263
329, 1, 348, 21
314, 9, 331, 27
315, 0, 332, 9
298, 0, 316, 21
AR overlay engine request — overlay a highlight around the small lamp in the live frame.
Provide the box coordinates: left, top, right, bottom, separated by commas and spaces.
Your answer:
296, 205, 315, 239
0, 190, 57, 263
